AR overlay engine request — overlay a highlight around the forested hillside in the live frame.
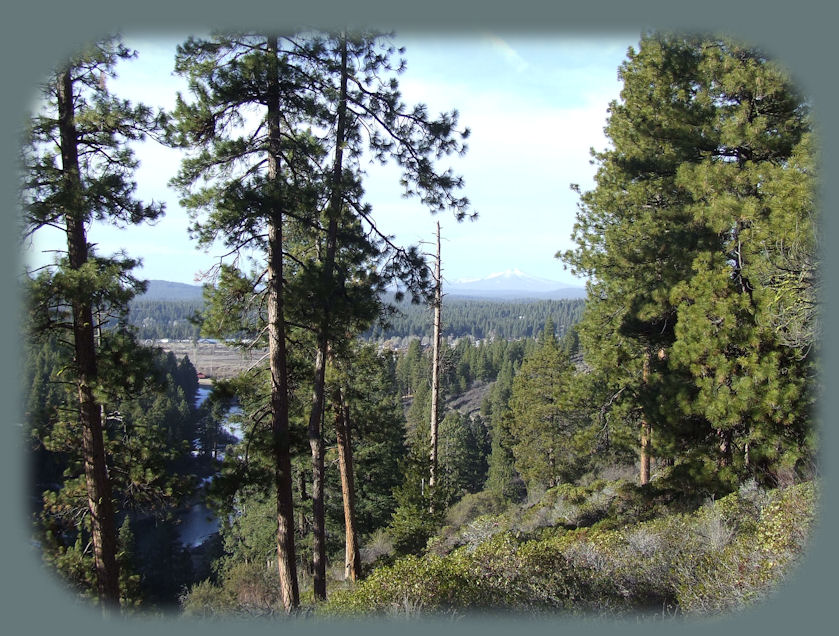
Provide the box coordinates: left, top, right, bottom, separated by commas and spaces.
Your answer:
137, 280, 205, 302
128, 299, 204, 340
20, 30, 818, 621
24, 333, 228, 607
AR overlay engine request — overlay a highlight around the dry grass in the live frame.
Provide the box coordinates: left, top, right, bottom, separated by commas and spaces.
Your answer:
152, 340, 268, 379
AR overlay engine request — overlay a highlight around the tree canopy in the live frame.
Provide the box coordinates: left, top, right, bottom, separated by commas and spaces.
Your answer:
560, 32, 818, 492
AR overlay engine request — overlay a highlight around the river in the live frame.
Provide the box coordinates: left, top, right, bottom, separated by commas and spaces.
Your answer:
175, 385, 242, 549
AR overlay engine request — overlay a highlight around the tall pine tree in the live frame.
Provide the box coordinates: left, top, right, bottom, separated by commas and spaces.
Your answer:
168, 32, 319, 612
21, 37, 165, 607
561, 32, 817, 493
173, 29, 471, 601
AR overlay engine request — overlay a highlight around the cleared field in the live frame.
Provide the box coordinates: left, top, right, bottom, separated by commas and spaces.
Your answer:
148, 340, 268, 380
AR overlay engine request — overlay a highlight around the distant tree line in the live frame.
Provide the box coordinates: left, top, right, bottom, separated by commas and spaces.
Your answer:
126, 295, 585, 344
369, 296, 585, 342
128, 299, 203, 340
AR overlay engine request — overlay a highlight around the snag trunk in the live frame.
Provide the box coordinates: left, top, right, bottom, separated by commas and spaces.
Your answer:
429, 221, 442, 491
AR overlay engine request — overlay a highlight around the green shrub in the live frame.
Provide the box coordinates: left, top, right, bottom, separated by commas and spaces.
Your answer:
360, 528, 394, 566
319, 481, 818, 619
323, 552, 474, 616
180, 560, 291, 617
388, 503, 439, 556
444, 490, 508, 528
672, 481, 817, 613
428, 491, 510, 555
180, 579, 235, 617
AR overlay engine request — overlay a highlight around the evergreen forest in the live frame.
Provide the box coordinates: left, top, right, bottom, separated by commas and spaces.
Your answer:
126, 294, 585, 343
19, 30, 819, 622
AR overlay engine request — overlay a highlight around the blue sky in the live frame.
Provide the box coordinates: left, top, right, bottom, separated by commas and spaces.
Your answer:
23, 32, 637, 286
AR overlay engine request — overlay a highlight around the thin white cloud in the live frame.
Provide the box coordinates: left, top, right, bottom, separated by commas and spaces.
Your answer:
24, 36, 631, 284
482, 33, 530, 73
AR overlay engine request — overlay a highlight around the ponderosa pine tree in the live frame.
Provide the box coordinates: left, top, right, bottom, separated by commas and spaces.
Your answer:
561, 32, 817, 492
288, 31, 470, 598
168, 32, 322, 612
561, 34, 718, 487
396, 338, 429, 398
483, 359, 525, 502
325, 344, 407, 580
176, 30, 472, 601
21, 37, 165, 607
24, 317, 200, 607
665, 37, 817, 486
507, 320, 581, 492
436, 410, 489, 499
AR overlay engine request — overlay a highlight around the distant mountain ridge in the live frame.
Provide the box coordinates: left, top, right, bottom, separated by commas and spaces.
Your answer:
139, 271, 586, 303
446, 269, 586, 300
138, 280, 205, 302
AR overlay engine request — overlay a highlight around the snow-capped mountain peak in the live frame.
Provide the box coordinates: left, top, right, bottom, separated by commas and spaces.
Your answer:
456, 268, 534, 284
447, 270, 585, 299
487, 268, 527, 279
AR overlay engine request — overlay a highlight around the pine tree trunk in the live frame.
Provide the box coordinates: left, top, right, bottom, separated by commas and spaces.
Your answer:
429, 221, 442, 490
297, 469, 308, 535
305, 34, 351, 602
334, 388, 361, 582
640, 348, 652, 486
718, 428, 733, 467
308, 348, 327, 601
266, 34, 300, 613
58, 67, 121, 609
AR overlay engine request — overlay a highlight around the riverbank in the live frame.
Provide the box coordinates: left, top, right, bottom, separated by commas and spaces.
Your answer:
149, 339, 267, 380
